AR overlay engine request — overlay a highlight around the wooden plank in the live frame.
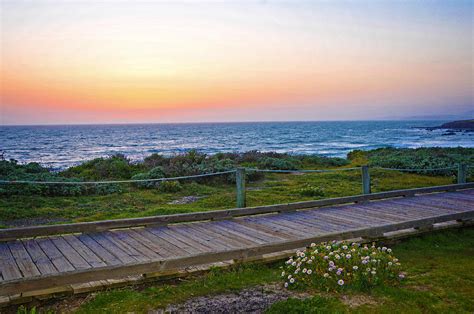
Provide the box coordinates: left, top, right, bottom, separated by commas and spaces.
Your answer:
62, 235, 107, 268
179, 225, 236, 250
233, 219, 298, 240
383, 200, 455, 215
410, 197, 472, 211
1, 184, 472, 241
147, 228, 205, 255
186, 224, 248, 249
101, 232, 150, 263
0, 243, 23, 280
242, 217, 309, 237
22, 239, 57, 275
291, 212, 352, 232
37, 238, 75, 273
354, 203, 427, 220
201, 223, 263, 246
128, 229, 186, 258
50, 237, 91, 270
260, 215, 323, 234
76, 234, 122, 266
163, 226, 220, 252
7, 241, 41, 277
89, 233, 138, 264
215, 220, 288, 242
2, 209, 472, 296
108, 231, 161, 261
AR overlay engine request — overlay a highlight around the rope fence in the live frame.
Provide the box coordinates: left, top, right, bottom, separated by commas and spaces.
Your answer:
0, 165, 472, 185
0, 163, 472, 208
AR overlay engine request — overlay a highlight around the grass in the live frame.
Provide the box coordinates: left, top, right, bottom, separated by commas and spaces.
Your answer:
0, 168, 454, 225
39, 227, 472, 313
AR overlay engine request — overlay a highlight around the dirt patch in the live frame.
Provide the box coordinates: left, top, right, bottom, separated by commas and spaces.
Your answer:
154, 284, 309, 313
167, 196, 206, 205
340, 294, 378, 308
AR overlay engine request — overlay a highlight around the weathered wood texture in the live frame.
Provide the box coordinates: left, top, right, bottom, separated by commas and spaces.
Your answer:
0, 188, 473, 296
0, 183, 472, 241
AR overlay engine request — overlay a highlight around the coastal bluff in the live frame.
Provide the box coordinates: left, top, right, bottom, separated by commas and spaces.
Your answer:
428, 119, 474, 130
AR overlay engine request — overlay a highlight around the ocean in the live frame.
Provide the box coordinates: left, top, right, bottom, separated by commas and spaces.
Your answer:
1, 121, 473, 170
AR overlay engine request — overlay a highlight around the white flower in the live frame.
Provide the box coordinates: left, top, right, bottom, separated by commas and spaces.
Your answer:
399, 273, 405, 279
307, 260, 313, 264
290, 278, 295, 283
281, 271, 285, 277
366, 268, 371, 272
388, 262, 392, 266
292, 262, 297, 266
363, 246, 368, 250
329, 261, 335, 267
387, 248, 392, 253
342, 245, 348, 250
337, 268, 343, 272
353, 266, 358, 270
314, 249, 318, 254
371, 270, 376, 275
351, 248, 356, 252
324, 256, 329, 260
393, 258, 398, 263
323, 273, 329, 278
287, 275, 292, 279
326, 245, 331, 250
302, 268, 307, 273
336, 271, 342, 276
335, 254, 341, 260
382, 247, 387, 251
346, 254, 351, 259
307, 269, 312, 275
362, 260, 368, 264
284, 282, 288, 288
311, 243, 316, 247
329, 252, 334, 256
337, 279, 344, 286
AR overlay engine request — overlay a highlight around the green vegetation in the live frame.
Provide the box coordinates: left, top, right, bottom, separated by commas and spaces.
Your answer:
350, 147, 474, 176
2, 147, 471, 225
37, 227, 472, 313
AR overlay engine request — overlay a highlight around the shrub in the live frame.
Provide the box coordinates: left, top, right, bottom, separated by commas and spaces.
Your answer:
61, 154, 143, 180
131, 166, 165, 188
362, 147, 474, 176
299, 185, 325, 197
158, 180, 182, 193
258, 157, 301, 170
281, 241, 405, 291
0, 159, 122, 196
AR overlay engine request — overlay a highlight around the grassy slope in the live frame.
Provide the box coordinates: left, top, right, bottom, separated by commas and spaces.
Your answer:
0, 169, 453, 225
64, 227, 474, 313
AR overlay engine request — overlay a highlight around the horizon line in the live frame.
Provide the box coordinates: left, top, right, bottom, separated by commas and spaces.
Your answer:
0, 118, 454, 127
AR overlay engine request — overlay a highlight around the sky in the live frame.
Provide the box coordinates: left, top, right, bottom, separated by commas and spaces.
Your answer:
0, 0, 472, 125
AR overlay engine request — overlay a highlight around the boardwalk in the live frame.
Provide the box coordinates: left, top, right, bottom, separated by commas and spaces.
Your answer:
1, 185, 473, 298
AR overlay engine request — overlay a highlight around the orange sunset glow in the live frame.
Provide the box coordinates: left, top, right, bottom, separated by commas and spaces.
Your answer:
1, 1, 472, 124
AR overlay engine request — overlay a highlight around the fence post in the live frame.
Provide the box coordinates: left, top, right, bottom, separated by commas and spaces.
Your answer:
362, 165, 371, 194
236, 167, 246, 208
457, 163, 467, 184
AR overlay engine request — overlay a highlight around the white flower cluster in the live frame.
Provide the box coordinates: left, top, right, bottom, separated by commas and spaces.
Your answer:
281, 240, 405, 290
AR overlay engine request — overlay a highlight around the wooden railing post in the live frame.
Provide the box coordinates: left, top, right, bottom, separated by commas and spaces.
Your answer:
362, 165, 371, 194
236, 167, 246, 208
458, 163, 467, 184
